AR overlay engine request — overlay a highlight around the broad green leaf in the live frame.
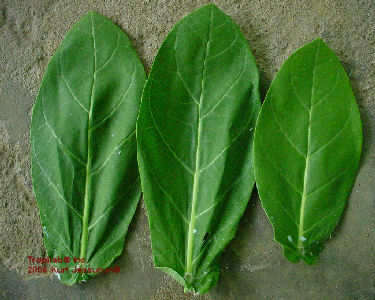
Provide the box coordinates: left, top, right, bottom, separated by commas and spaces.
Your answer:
30, 12, 145, 285
137, 4, 260, 294
254, 38, 362, 264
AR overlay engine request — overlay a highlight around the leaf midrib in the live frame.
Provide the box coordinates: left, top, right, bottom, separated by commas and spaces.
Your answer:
79, 14, 96, 262
185, 7, 213, 277
298, 42, 320, 251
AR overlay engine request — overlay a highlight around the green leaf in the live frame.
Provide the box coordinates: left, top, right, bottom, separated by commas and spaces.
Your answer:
30, 12, 146, 285
254, 38, 362, 264
137, 4, 260, 294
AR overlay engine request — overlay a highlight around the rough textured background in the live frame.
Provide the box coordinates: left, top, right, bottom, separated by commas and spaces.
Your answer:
0, 0, 374, 299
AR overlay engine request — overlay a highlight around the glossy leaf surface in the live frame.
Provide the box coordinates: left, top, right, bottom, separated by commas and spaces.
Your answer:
30, 12, 145, 284
254, 38, 362, 264
137, 4, 260, 294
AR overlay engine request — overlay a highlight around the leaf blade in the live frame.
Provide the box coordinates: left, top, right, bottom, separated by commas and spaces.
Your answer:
137, 4, 260, 294
254, 38, 362, 264
30, 12, 146, 284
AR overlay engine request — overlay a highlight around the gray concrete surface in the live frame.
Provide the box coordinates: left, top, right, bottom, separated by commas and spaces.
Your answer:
0, 0, 374, 299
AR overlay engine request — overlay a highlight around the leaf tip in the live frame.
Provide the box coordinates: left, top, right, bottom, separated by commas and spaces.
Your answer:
84, 11, 107, 21
202, 3, 218, 9
86, 11, 100, 16
312, 37, 329, 48
200, 3, 222, 13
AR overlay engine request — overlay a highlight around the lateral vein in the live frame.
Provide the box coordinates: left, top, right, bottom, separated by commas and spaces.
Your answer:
33, 143, 83, 218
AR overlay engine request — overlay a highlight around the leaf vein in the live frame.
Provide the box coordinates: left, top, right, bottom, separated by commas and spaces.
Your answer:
50, 227, 75, 258
177, 71, 200, 105
207, 34, 238, 61
91, 130, 136, 175
88, 177, 140, 230
290, 71, 310, 112
186, 7, 213, 275
33, 147, 83, 218
303, 208, 341, 235
265, 190, 299, 227
311, 63, 339, 108
270, 95, 307, 158
259, 135, 303, 195
202, 51, 248, 120
148, 85, 194, 175
96, 33, 120, 72
153, 227, 185, 269
307, 153, 357, 196
59, 55, 89, 114
200, 115, 253, 173
298, 41, 320, 250
91, 62, 136, 129
309, 107, 353, 157
40, 106, 86, 166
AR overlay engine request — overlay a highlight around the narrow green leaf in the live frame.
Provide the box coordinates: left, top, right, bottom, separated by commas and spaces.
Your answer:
137, 4, 260, 294
254, 38, 362, 264
30, 12, 146, 284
